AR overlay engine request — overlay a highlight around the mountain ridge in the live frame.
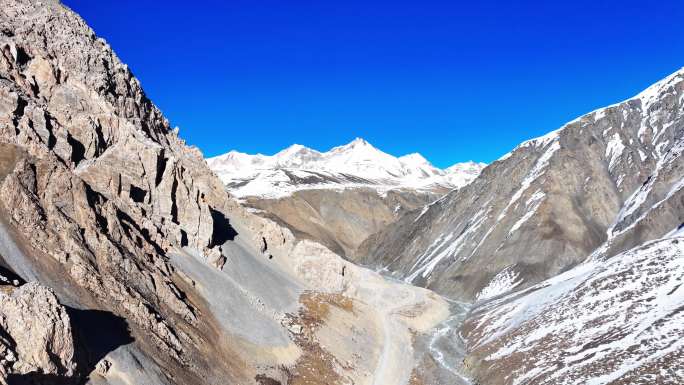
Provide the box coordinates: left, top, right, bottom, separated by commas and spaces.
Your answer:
357, 65, 684, 301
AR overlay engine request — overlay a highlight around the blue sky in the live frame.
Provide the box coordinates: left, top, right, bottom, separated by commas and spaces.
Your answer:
63, 0, 683, 167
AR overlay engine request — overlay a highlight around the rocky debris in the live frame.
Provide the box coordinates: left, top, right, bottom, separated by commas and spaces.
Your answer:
94, 358, 111, 375
207, 248, 227, 270
287, 323, 303, 335
358, 67, 684, 302
0, 282, 77, 383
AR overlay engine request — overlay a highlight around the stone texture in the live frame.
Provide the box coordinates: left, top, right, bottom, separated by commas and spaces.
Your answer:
0, 282, 76, 382
461, 236, 684, 385
0, 0, 240, 381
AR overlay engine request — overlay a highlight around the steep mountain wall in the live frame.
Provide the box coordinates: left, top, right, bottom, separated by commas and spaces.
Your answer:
357, 68, 684, 302
461, 231, 684, 385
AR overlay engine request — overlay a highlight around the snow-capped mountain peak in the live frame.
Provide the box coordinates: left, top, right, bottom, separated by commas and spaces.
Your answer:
399, 153, 430, 165
333, 136, 371, 149
207, 138, 486, 198
273, 144, 322, 167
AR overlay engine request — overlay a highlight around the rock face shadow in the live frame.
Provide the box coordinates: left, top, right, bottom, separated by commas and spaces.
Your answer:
0, 263, 25, 285
4, 307, 134, 385
6, 373, 77, 385
67, 307, 135, 380
209, 207, 238, 247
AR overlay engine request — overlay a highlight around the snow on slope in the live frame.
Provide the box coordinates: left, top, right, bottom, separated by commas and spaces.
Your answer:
465, 231, 684, 385
207, 138, 485, 198
368, 66, 684, 299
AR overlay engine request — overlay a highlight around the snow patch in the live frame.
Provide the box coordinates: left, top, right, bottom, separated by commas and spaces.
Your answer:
508, 190, 545, 235
497, 139, 560, 223
470, 236, 684, 385
475, 266, 522, 302
605, 133, 626, 170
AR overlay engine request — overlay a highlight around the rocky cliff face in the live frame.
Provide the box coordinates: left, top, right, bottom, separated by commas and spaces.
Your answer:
0, 0, 237, 380
357, 68, 684, 302
0, 1, 468, 384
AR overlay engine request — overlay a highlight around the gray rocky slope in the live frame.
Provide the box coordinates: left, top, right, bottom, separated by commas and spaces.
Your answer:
461, 230, 684, 385
241, 187, 441, 258
0, 1, 466, 385
356, 67, 684, 302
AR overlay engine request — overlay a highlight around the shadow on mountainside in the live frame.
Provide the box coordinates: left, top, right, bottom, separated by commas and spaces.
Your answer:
209, 207, 238, 247
4, 307, 135, 385
0, 263, 25, 285
67, 306, 135, 382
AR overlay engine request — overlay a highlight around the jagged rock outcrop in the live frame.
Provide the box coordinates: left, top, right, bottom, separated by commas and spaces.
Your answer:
0, 0, 230, 377
357, 68, 684, 302
0, 0, 270, 381
0, 281, 77, 384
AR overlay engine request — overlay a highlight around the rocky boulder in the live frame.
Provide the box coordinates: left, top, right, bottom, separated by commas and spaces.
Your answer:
0, 282, 77, 383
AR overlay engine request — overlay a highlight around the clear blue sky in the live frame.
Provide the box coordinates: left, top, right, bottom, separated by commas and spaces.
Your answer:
63, 0, 683, 167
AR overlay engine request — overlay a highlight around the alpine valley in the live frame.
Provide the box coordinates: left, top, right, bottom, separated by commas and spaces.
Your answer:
0, 1, 682, 385
207, 139, 485, 257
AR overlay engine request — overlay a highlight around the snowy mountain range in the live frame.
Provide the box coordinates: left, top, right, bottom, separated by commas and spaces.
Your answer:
207, 138, 485, 198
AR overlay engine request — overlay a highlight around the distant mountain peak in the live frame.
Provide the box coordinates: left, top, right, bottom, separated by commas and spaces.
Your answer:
399, 153, 429, 164
281, 143, 306, 152
275, 143, 319, 158
329, 137, 380, 154
348, 137, 370, 147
